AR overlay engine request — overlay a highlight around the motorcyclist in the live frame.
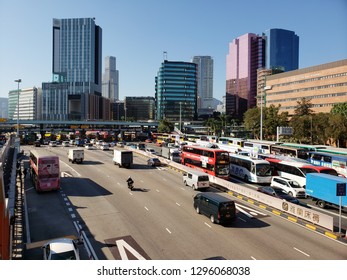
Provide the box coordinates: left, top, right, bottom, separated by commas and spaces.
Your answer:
126, 176, 134, 189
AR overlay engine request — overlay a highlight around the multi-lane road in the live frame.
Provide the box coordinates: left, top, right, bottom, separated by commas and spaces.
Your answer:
22, 144, 347, 260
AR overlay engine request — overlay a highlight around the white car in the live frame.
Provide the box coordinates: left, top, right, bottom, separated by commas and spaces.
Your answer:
42, 238, 80, 260
146, 148, 157, 155
84, 143, 94, 150
270, 176, 306, 198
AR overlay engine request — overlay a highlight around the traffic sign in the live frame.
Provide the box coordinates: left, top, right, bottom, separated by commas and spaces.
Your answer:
336, 183, 346, 196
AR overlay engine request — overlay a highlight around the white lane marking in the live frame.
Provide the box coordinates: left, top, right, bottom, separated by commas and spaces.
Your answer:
236, 203, 267, 216
166, 228, 172, 234
204, 222, 212, 228
129, 192, 133, 196
176, 202, 181, 207
140, 180, 144, 183
117, 182, 120, 186
66, 202, 71, 206
64, 197, 68, 201
293, 247, 310, 257
251, 256, 257, 260
236, 205, 254, 218
144, 206, 149, 211
163, 178, 167, 181
238, 217, 247, 222
71, 214, 76, 219
68, 207, 73, 212
156, 189, 160, 193
59, 160, 82, 177
180, 187, 185, 191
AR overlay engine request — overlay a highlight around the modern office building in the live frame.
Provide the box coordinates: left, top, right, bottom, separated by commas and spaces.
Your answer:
192, 56, 213, 110
226, 33, 266, 119
102, 56, 119, 102
8, 87, 41, 120
264, 28, 299, 72
124, 97, 155, 121
42, 18, 107, 120
265, 59, 347, 115
0, 98, 8, 118
155, 60, 197, 121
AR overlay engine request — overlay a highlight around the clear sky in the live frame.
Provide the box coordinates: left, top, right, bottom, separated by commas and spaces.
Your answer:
0, 0, 346, 101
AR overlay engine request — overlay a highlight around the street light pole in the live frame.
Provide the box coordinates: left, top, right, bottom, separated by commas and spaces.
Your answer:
261, 85, 272, 141
179, 102, 182, 132
14, 79, 22, 136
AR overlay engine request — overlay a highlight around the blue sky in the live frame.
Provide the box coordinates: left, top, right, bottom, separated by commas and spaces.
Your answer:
0, 0, 346, 101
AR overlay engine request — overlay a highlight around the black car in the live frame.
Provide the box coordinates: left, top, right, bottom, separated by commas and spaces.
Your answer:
257, 186, 300, 204
147, 158, 161, 167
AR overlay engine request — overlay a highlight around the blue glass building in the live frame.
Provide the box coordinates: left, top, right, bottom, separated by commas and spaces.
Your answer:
155, 60, 197, 121
264, 28, 299, 72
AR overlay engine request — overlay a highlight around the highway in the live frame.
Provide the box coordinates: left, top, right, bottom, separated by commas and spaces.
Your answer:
22, 144, 347, 260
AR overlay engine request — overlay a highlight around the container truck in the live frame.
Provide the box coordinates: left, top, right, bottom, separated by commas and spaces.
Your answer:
68, 148, 84, 164
306, 173, 347, 209
113, 150, 133, 168
161, 147, 181, 162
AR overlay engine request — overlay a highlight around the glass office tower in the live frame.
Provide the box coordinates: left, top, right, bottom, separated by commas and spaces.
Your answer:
264, 28, 299, 71
43, 18, 102, 120
155, 60, 197, 121
226, 33, 265, 119
192, 56, 213, 109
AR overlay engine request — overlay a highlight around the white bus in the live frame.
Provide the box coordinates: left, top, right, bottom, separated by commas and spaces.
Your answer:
218, 137, 245, 147
229, 154, 273, 183
243, 140, 281, 157
265, 157, 339, 188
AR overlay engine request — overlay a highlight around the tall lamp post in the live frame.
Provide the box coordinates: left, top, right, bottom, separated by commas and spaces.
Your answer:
14, 79, 22, 136
260, 85, 272, 141
179, 102, 182, 132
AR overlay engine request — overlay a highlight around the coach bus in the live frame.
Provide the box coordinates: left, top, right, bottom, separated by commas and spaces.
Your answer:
308, 151, 347, 177
243, 140, 281, 157
265, 157, 338, 188
217, 137, 245, 148
181, 146, 230, 179
229, 154, 272, 183
29, 150, 60, 192
270, 144, 309, 160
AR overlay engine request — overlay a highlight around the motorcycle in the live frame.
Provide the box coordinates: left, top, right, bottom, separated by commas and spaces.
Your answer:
127, 181, 134, 190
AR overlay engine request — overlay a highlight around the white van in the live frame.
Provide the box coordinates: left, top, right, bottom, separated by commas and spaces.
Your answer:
183, 170, 210, 190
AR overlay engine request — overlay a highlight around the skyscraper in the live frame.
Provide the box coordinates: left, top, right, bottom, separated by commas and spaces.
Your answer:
102, 56, 119, 102
192, 56, 213, 110
155, 60, 197, 121
226, 33, 265, 118
42, 18, 103, 120
264, 28, 299, 72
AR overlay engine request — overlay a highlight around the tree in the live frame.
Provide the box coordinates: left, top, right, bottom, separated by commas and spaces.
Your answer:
294, 97, 314, 116
263, 105, 288, 140
243, 107, 260, 139
158, 119, 174, 133
204, 118, 219, 136
331, 102, 347, 118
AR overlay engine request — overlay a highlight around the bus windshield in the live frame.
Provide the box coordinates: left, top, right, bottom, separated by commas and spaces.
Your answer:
255, 164, 272, 176
216, 164, 229, 176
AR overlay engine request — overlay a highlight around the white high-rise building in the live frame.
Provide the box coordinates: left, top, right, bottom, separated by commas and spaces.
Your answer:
102, 56, 119, 102
192, 56, 213, 109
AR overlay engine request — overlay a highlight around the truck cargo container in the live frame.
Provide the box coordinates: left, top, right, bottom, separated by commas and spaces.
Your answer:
113, 150, 133, 168
306, 173, 347, 209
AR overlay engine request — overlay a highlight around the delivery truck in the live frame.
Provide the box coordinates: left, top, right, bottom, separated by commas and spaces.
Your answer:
161, 146, 181, 162
306, 173, 347, 209
113, 150, 133, 168
68, 148, 84, 164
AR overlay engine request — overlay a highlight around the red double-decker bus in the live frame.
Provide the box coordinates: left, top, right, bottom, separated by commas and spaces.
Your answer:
181, 145, 230, 179
29, 150, 60, 192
